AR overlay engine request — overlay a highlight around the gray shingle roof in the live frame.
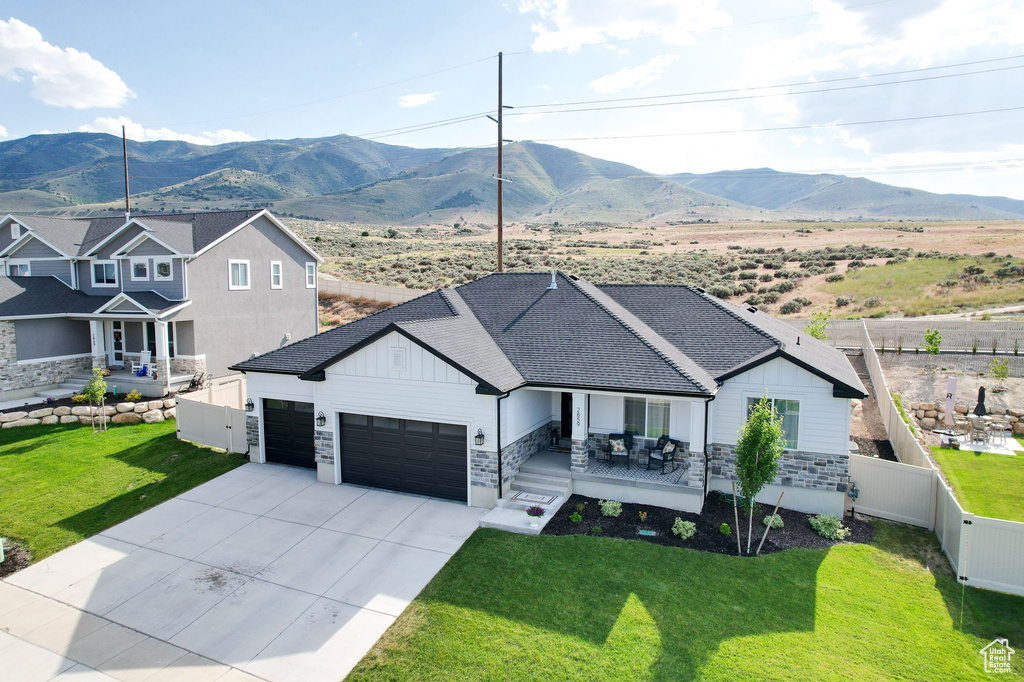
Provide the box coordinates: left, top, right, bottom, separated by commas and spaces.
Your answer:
116, 291, 189, 315
229, 271, 866, 398
0, 277, 112, 317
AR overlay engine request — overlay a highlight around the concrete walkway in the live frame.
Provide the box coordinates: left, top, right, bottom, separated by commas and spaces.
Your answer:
1, 463, 485, 682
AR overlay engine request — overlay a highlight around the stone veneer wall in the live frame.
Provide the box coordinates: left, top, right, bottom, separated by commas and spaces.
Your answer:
170, 356, 207, 376
246, 415, 260, 448
472, 420, 557, 490
709, 443, 849, 492
0, 336, 93, 396
315, 429, 335, 465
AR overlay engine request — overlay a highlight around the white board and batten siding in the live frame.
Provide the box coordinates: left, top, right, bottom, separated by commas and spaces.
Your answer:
502, 389, 554, 444
713, 357, 850, 455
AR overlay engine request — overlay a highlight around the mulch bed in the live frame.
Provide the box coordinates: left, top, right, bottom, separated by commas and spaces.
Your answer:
542, 493, 874, 556
0, 539, 31, 578
0, 392, 167, 416
852, 436, 897, 462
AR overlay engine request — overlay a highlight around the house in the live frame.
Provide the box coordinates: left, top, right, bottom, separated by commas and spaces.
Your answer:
0, 209, 322, 399
231, 271, 866, 516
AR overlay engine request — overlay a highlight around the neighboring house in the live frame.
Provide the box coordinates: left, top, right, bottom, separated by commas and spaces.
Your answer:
233, 271, 866, 516
0, 209, 321, 399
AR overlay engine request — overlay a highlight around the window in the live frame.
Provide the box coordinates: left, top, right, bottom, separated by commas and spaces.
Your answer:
11, 222, 20, 239
6, 261, 30, 276
624, 397, 671, 439
154, 258, 173, 281
746, 397, 800, 450
145, 321, 175, 358
305, 262, 316, 288
130, 257, 149, 281
92, 261, 117, 287
270, 261, 283, 289
228, 259, 250, 290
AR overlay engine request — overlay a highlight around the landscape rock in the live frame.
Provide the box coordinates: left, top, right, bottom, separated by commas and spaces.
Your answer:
163, 407, 175, 420
163, 398, 176, 408
40, 415, 58, 425
134, 404, 149, 414
1010, 409, 1024, 418
54, 406, 71, 416
990, 406, 1006, 415
79, 416, 109, 425
148, 400, 165, 411
142, 409, 165, 424
914, 409, 924, 419
924, 410, 937, 418
59, 415, 78, 424
101, 405, 117, 416
0, 411, 28, 423
112, 412, 143, 425
1015, 422, 1024, 435
2, 418, 41, 428
920, 417, 937, 428
71, 406, 92, 416
28, 408, 53, 418
955, 405, 969, 415
116, 402, 135, 413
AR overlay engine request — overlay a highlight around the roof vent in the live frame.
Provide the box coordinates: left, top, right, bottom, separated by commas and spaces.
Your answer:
568, 274, 579, 281
548, 270, 557, 290
797, 336, 801, 345
695, 286, 706, 294
747, 306, 758, 313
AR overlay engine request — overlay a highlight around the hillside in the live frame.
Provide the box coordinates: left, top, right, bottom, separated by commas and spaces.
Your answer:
1, 132, 1023, 222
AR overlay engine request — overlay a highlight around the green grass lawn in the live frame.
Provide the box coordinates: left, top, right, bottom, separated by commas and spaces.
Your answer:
932, 441, 1024, 522
0, 421, 245, 562
350, 525, 1024, 681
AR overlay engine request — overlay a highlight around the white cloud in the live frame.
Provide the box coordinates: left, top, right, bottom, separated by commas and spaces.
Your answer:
0, 18, 133, 108
398, 92, 438, 108
788, 134, 808, 147
519, 0, 732, 52
0, 124, 7, 138
588, 54, 678, 94
78, 116, 255, 145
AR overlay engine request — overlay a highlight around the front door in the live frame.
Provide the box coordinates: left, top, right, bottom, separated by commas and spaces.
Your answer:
560, 392, 573, 440
110, 321, 124, 367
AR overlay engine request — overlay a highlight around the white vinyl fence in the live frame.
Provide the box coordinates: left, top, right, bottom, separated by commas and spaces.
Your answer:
849, 321, 1024, 596
175, 378, 249, 454
318, 277, 426, 303
782, 318, 1024, 353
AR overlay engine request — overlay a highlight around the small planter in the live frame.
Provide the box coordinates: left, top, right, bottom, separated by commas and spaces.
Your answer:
525, 504, 546, 529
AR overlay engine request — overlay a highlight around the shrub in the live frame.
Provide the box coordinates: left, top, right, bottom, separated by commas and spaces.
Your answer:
825, 273, 845, 283
71, 393, 89, 404
924, 328, 941, 355
672, 518, 697, 540
738, 271, 759, 280
762, 292, 780, 304
991, 358, 1009, 382
719, 522, 732, 536
708, 285, 733, 299
835, 296, 850, 308
758, 273, 774, 282
864, 296, 882, 308
809, 513, 850, 540
591, 526, 603, 534
574, 502, 585, 513
125, 389, 142, 402
727, 244, 742, 250
847, 259, 866, 269
569, 512, 583, 523
779, 300, 802, 314
763, 513, 784, 529
599, 499, 622, 517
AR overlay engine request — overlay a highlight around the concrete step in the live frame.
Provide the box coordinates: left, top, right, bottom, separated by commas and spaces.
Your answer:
480, 495, 567, 535
514, 471, 570, 487
519, 460, 573, 477
35, 389, 76, 400
511, 481, 569, 498
60, 379, 88, 388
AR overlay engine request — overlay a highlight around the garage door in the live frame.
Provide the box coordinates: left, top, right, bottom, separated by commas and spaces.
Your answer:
340, 414, 467, 502
263, 399, 316, 468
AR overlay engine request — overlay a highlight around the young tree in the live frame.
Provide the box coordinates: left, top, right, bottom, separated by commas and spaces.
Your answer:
803, 306, 832, 341
82, 368, 108, 433
735, 394, 785, 554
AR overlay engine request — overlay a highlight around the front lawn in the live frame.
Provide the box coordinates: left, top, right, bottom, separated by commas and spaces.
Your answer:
932, 443, 1024, 522
0, 422, 244, 562
351, 525, 1024, 680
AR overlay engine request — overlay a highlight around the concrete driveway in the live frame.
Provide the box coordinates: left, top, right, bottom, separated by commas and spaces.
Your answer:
1, 462, 485, 682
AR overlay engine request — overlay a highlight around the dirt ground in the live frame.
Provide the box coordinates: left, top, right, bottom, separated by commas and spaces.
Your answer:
883, 365, 1023, 413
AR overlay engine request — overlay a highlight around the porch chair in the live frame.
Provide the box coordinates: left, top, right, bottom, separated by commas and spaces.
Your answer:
607, 432, 633, 469
968, 416, 988, 445
184, 372, 205, 392
132, 350, 152, 377
987, 418, 1010, 447
646, 435, 680, 474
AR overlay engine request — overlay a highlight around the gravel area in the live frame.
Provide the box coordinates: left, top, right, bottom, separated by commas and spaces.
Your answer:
883, 364, 1024, 412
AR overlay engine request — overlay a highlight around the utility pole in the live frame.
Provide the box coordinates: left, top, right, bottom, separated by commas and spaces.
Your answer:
496, 51, 503, 273
122, 125, 131, 221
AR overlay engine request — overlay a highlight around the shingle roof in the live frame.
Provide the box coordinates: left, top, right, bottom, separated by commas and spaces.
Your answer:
0, 277, 112, 317
9, 210, 264, 257
116, 291, 189, 315
230, 271, 866, 398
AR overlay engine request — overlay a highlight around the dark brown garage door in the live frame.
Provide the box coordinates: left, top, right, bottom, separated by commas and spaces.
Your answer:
340, 414, 467, 502
263, 399, 316, 468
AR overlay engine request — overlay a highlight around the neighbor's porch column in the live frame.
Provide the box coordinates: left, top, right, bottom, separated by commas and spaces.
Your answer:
687, 401, 708, 489
89, 320, 107, 370
154, 319, 172, 395
570, 391, 589, 473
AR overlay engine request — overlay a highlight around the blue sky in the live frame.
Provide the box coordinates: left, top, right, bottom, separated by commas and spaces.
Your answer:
2, 0, 1024, 198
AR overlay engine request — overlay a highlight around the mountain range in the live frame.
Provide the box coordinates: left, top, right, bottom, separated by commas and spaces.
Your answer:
1, 132, 1023, 223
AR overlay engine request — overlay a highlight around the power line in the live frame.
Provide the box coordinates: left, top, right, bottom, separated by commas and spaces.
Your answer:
512, 54, 1024, 110
527, 105, 1024, 143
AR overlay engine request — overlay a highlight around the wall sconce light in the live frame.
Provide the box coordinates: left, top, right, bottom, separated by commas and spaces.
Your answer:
245, 398, 254, 413
474, 428, 485, 446
316, 411, 327, 428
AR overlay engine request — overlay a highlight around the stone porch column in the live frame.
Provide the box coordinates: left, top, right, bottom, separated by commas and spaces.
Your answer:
89, 320, 107, 370
154, 319, 172, 395
687, 401, 708, 489
570, 391, 589, 473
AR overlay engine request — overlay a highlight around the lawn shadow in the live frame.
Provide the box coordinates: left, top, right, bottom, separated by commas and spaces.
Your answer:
426, 530, 824, 678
